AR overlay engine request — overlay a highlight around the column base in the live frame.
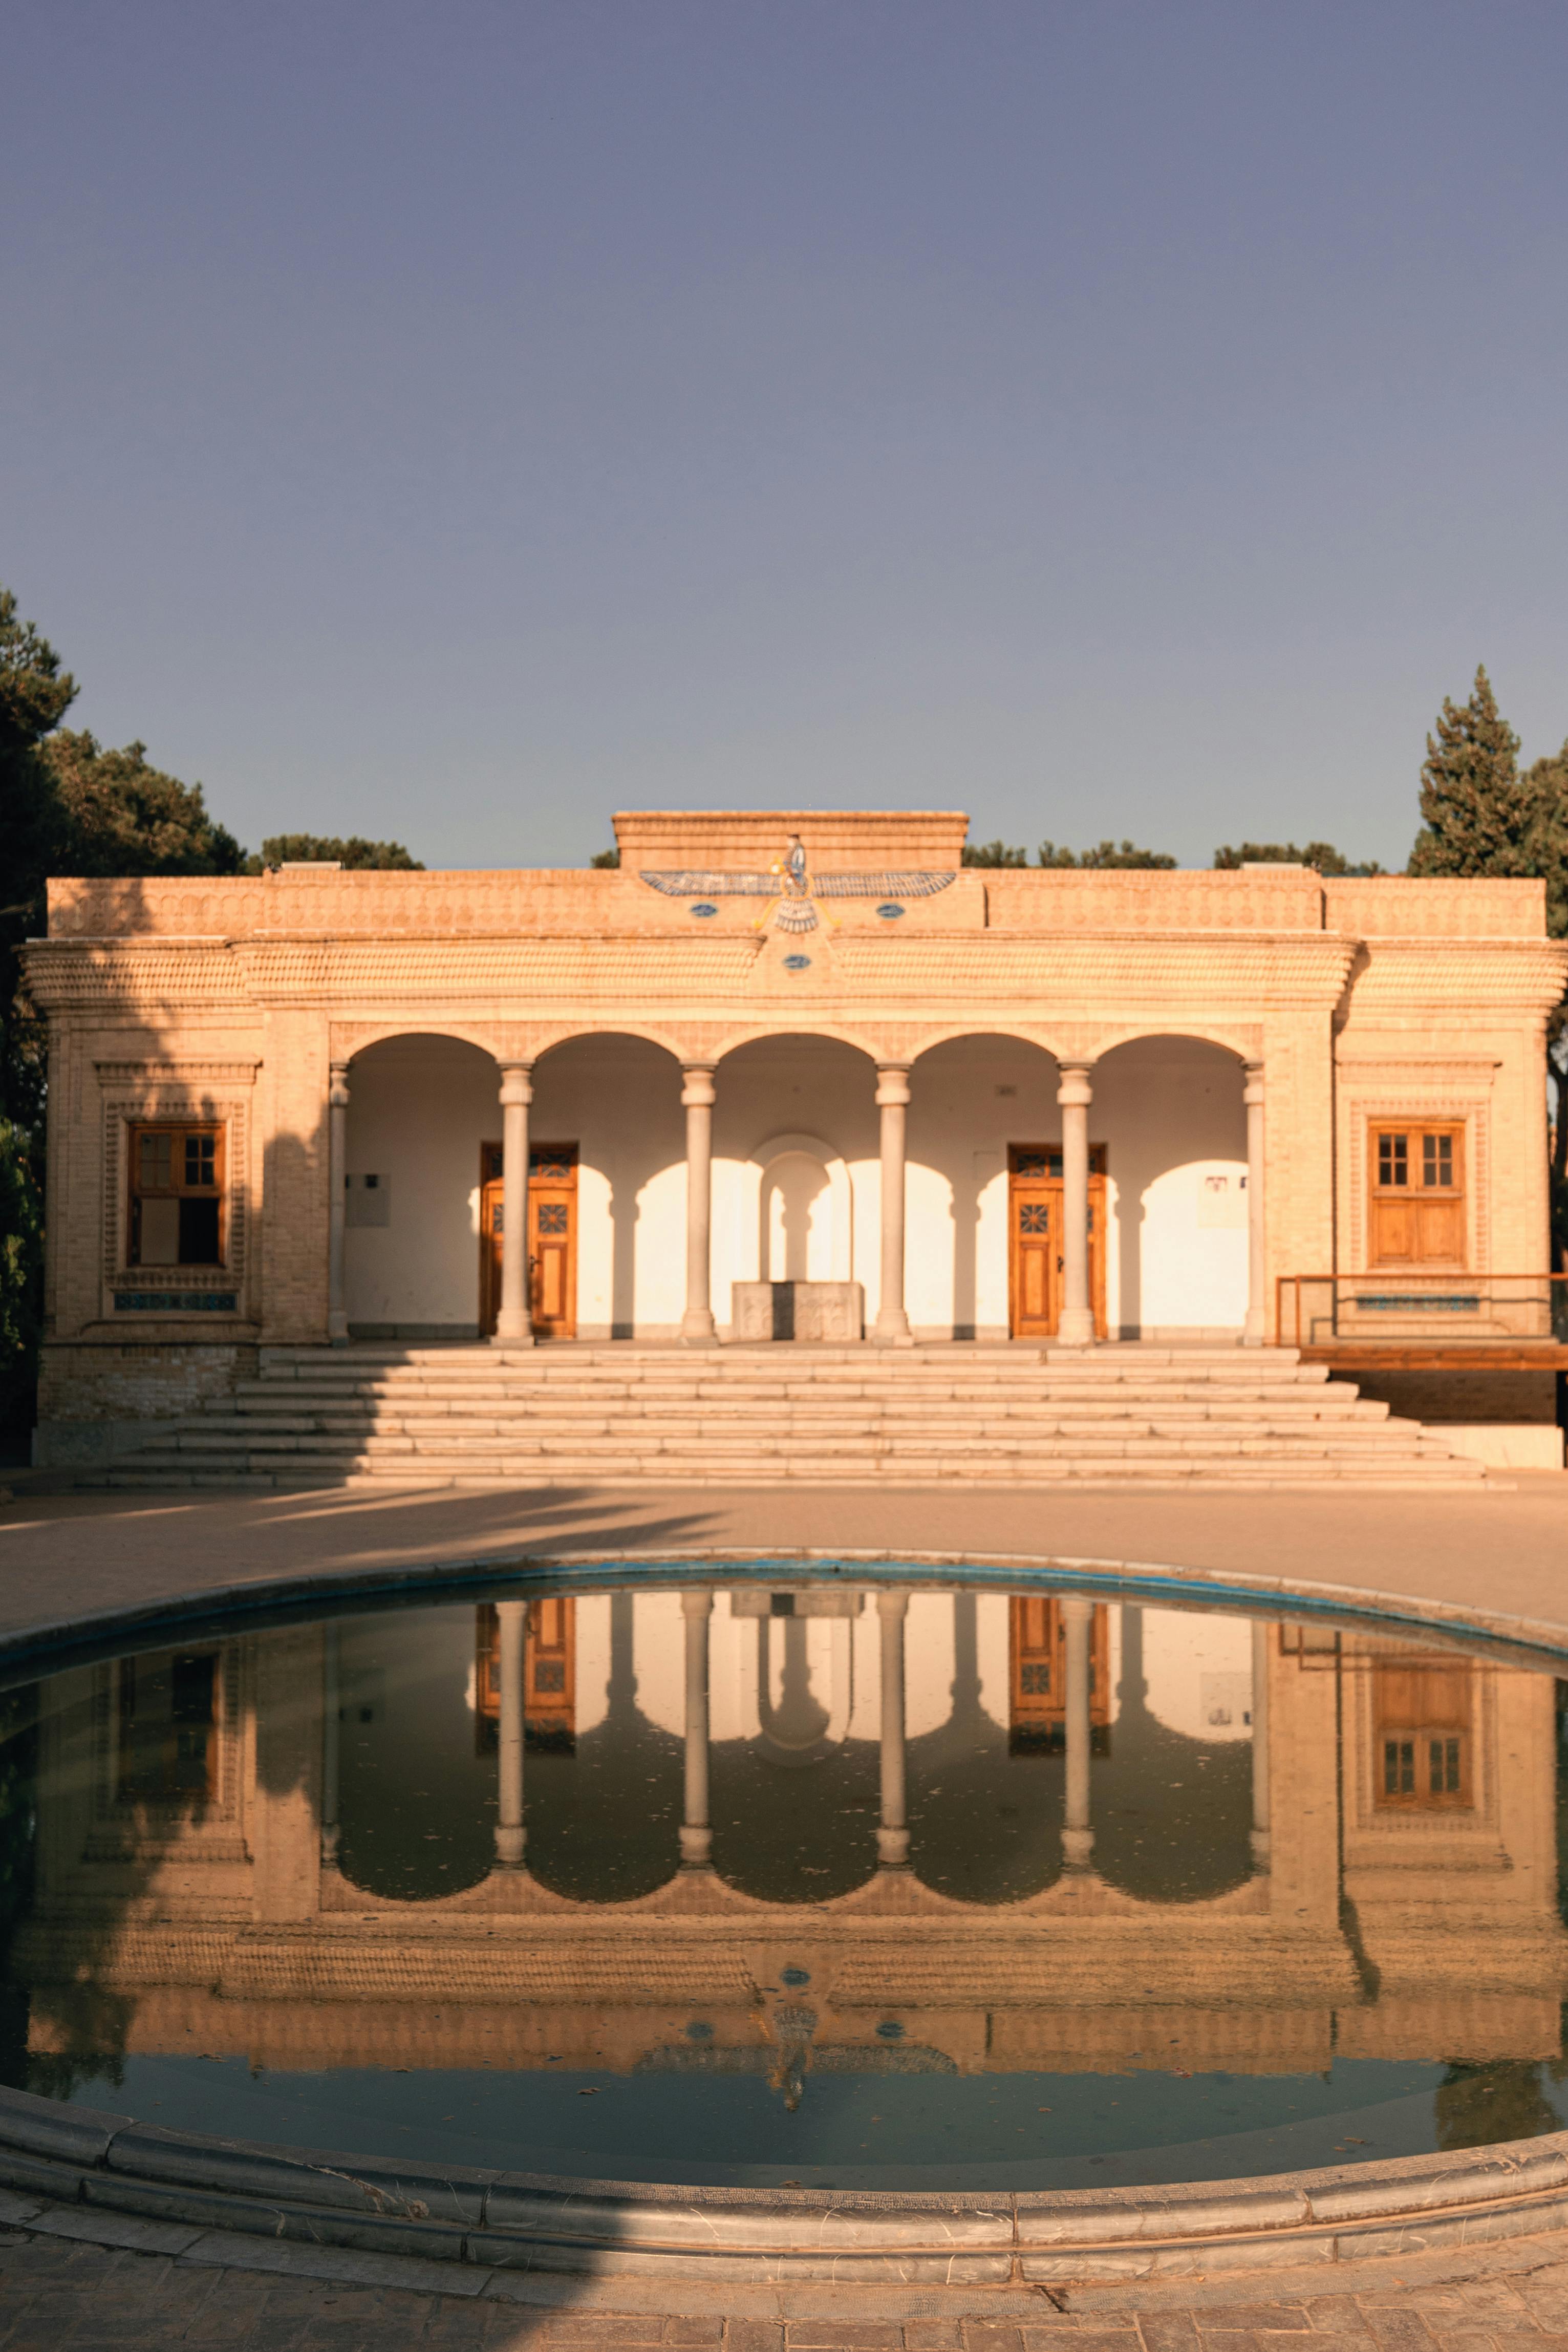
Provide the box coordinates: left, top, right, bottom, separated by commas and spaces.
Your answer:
1061, 1826, 1095, 1870
1242, 1313, 1265, 1347
1054, 1308, 1096, 1348
1250, 1827, 1272, 1867
872, 1311, 915, 1348
680, 1310, 718, 1343
493, 1316, 534, 1345
327, 1315, 349, 1345
493, 1827, 526, 1868
876, 1826, 910, 1865
679, 1826, 713, 1865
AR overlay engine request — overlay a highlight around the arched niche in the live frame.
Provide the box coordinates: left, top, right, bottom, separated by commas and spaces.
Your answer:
1089, 1035, 1249, 1341
751, 1132, 854, 1284
340, 1032, 500, 1340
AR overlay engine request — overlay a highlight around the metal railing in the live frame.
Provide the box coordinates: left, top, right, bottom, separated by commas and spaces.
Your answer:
1277, 1272, 1568, 1350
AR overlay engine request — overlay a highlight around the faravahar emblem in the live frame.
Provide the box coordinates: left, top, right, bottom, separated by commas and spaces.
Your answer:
638, 833, 955, 935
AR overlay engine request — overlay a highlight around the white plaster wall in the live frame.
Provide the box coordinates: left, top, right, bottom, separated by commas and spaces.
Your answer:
342, 1037, 498, 1332
1092, 1039, 1249, 1338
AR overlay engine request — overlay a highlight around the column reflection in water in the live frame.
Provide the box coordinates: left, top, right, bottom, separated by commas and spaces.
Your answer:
680, 1588, 713, 1868
876, 1589, 910, 1867
494, 1600, 527, 1869
1061, 1595, 1094, 1871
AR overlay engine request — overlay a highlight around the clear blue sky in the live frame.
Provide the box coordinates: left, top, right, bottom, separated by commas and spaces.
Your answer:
4, 2, 1565, 870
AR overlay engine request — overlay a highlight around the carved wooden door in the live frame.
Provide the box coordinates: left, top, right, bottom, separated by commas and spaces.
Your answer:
1007, 1146, 1108, 1338
527, 1145, 578, 1339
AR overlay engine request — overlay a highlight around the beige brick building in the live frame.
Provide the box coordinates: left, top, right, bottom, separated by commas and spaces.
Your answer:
23, 808, 1568, 1471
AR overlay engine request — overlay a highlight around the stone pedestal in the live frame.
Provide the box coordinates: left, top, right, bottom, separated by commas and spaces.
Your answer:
731, 1281, 865, 1341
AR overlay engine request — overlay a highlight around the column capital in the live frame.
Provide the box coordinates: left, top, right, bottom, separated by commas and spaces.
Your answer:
680, 1063, 716, 1108
681, 1587, 715, 1618
328, 1062, 351, 1108
1242, 1058, 1265, 1106
876, 1587, 910, 1620
874, 1064, 911, 1107
498, 1062, 533, 1108
1059, 1593, 1093, 1624
1055, 1062, 1094, 1106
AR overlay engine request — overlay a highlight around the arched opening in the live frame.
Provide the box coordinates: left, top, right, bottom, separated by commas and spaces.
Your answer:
1090, 1036, 1249, 1340
342, 1033, 499, 1340
528, 1033, 684, 1339
905, 1033, 1064, 1340
712, 1035, 876, 1336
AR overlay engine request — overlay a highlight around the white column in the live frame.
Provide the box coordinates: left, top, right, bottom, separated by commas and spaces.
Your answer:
1062, 1596, 1094, 1870
874, 1064, 914, 1345
496, 1062, 534, 1345
1243, 1059, 1266, 1346
681, 1063, 718, 1343
680, 1588, 714, 1866
327, 1060, 350, 1344
1251, 1617, 1272, 1869
877, 1589, 910, 1866
1055, 1061, 1096, 1347
320, 1623, 340, 1868
494, 1600, 527, 1868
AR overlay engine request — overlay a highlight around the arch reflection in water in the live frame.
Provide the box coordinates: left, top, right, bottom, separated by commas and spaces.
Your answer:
3, 1577, 1566, 2191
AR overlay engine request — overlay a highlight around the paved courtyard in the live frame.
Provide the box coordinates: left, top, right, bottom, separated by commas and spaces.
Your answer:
2, 1468, 1565, 2344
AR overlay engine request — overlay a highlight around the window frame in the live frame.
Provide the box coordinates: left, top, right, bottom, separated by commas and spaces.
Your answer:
1366, 1118, 1467, 1271
127, 1120, 228, 1271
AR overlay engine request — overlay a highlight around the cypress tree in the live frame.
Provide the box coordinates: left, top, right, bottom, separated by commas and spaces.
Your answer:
1408, 666, 1536, 877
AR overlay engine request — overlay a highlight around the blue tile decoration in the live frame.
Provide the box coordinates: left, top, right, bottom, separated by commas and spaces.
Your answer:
113, 1292, 239, 1313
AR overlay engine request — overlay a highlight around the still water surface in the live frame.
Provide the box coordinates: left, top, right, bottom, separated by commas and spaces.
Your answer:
2, 1573, 1564, 2189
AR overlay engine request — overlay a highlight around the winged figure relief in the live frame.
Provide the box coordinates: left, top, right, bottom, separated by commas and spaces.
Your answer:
638, 833, 956, 934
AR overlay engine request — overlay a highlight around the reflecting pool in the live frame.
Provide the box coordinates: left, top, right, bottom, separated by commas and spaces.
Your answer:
2, 1572, 1565, 2189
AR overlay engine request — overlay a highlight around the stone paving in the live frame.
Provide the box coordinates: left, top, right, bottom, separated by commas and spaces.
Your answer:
7, 2230, 1568, 2350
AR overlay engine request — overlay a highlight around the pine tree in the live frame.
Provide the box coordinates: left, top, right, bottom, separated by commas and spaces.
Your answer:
1408, 666, 1536, 877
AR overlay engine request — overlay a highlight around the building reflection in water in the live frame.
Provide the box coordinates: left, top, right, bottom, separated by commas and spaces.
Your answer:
5, 1584, 1567, 2155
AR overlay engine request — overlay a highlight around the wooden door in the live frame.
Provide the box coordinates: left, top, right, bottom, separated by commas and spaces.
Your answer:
1008, 1146, 1108, 1338
475, 1599, 577, 1751
528, 1145, 577, 1339
1009, 1596, 1111, 1747
478, 1142, 578, 1339
1368, 1123, 1465, 1269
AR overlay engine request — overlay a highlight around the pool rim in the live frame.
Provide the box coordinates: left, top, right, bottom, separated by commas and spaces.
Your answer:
4, 1542, 1568, 2284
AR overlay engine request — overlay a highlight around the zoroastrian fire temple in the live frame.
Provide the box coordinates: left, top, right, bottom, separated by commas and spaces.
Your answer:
24, 807, 1568, 1472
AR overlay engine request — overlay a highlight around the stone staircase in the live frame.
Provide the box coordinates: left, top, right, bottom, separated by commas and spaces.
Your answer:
91, 1342, 1491, 1490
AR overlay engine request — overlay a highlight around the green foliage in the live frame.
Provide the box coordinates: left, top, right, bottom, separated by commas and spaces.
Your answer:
1213, 842, 1386, 875
961, 839, 1028, 867
1044, 840, 1176, 870
0, 1118, 43, 1450
1409, 666, 1536, 879
248, 833, 424, 871
589, 846, 621, 869
964, 839, 1175, 868
41, 732, 246, 878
